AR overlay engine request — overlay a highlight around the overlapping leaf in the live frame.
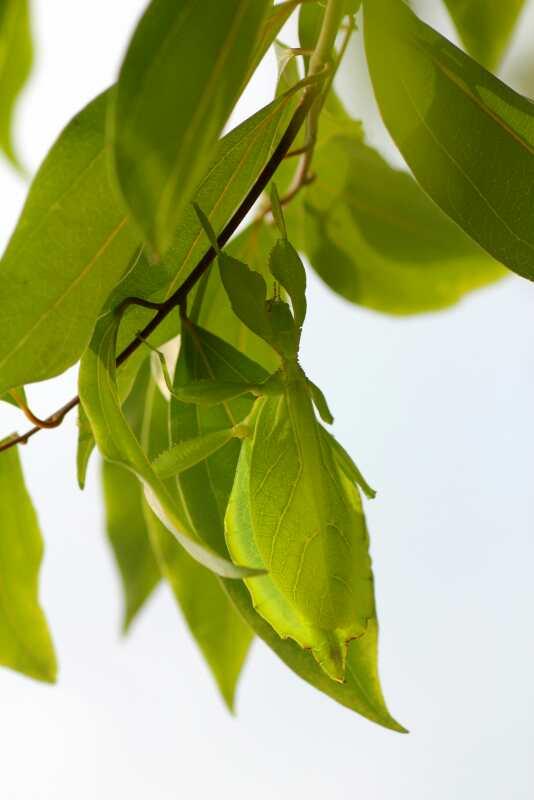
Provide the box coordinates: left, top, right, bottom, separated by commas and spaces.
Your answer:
78, 312, 260, 579
364, 0, 534, 282
143, 378, 253, 710
0, 0, 32, 168
111, 0, 271, 255
0, 444, 56, 682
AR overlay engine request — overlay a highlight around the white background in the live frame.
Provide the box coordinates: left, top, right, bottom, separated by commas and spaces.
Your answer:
1, 2, 534, 798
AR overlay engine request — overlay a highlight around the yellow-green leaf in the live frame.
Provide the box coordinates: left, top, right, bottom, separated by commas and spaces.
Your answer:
0, 443, 57, 682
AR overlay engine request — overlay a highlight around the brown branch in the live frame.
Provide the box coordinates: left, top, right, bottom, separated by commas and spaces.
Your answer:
0, 85, 319, 455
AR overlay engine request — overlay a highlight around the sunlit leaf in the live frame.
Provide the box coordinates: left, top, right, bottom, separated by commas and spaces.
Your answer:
0, 443, 57, 682
364, 0, 534, 282
442, 0, 525, 70
0, 91, 140, 397
0, 0, 32, 168
111, 0, 271, 255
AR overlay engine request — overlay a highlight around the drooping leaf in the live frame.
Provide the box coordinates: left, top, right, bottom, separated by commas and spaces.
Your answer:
0, 0, 32, 168
0, 91, 140, 397
111, 0, 271, 255
291, 133, 505, 313
364, 0, 534, 282
224, 578, 405, 731
269, 238, 307, 328
243, 382, 375, 682
223, 411, 401, 729
442, 0, 525, 71
218, 254, 273, 344
0, 443, 57, 682
102, 460, 161, 632
100, 361, 161, 631
78, 312, 262, 580
143, 378, 253, 711
197, 223, 280, 371
76, 405, 95, 490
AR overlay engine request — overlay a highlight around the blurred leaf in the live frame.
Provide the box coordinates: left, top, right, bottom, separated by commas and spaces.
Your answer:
0, 443, 57, 682
442, 0, 525, 70
0, 91, 140, 397
0, 0, 32, 168
143, 380, 252, 711
292, 135, 504, 313
364, 0, 534, 282
79, 312, 261, 579
112, 0, 271, 255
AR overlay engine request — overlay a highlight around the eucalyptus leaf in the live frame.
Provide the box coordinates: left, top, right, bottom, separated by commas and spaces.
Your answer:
0, 91, 140, 397
364, 0, 534, 282
112, 0, 271, 255
76, 405, 95, 490
442, 0, 525, 70
1, 386, 27, 409
0, 0, 32, 168
0, 443, 57, 682
78, 312, 262, 580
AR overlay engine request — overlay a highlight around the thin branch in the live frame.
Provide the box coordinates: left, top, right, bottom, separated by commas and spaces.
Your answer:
0, 84, 320, 455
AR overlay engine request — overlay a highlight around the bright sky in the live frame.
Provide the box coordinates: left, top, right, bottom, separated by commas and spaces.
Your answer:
0, 3, 533, 798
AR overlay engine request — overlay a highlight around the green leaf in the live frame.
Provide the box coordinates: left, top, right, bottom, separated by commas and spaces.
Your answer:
269, 238, 307, 328
0, 90, 140, 397
76, 405, 95, 490
143, 378, 253, 711
242, 1, 303, 93
443, 0, 525, 70
102, 460, 161, 632
298, 1, 322, 73
170, 319, 269, 557
78, 312, 262, 580
244, 378, 375, 682
1, 386, 27, 409
219, 253, 273, 344
321, 427, 376, 500
364, 0, 534, 283
101, 361, 161, 630
111, 0, 271, 255
224, 412, 401, 728
307, 378, 334, 425
291, 133, 505, 313
107, 85, 302, 389
224, 578, 405, 731
153, 428, 238, 479
0, 443, 57, 682
196, 223, 281, 371
0, 0, 32, 168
